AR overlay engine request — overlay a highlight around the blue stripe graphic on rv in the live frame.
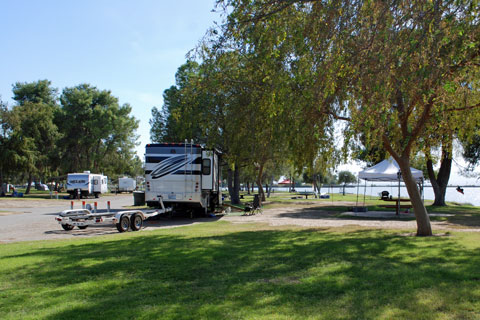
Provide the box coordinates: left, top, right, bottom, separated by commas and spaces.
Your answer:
66, 182, 88, 186
151, 155, 191, 179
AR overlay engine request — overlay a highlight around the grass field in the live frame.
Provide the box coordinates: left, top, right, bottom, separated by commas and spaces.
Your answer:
1, 220, 480, 319
228, 192, 480, 227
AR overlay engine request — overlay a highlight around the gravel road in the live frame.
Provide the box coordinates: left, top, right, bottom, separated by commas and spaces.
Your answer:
1, 197, 478, 243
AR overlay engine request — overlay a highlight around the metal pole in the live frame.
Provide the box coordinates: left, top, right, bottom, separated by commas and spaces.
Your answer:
397, 171, 401, 216
184, 140, 187, 200
190, 139, 194, 200
363, 179, 366, 207
356, 177, 360, 207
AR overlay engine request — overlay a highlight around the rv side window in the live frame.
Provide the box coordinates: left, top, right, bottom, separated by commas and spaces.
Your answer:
202, 159, 211, 175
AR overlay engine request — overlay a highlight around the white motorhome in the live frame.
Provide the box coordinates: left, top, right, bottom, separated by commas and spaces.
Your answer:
118, 177, 136, 193
145, 141, 221, 214
67, 171, 108, 198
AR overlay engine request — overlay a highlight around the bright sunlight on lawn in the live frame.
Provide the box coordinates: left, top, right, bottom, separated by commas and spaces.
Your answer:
1, 221, 479, 319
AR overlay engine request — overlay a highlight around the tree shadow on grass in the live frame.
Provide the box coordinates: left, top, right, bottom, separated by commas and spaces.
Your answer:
426, 205, 480, 228
281, 205, 480, 229
1, 228, 480, 319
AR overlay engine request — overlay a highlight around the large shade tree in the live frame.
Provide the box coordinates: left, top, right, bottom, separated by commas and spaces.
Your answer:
58, 84, 139, 176
220, 0, 480, 236
150, 61, 206, 144
11, 80, 60, 193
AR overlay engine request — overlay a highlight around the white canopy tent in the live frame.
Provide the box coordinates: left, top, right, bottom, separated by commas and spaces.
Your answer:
358, 158, 424, 182
356, 158, 424, 210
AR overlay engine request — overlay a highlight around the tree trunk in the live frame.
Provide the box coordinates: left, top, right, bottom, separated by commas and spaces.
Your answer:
232, 164, 240, 204
0, 170, 4, 196
227, 168, 234, 200
426, 146, 452, 207
25, 173, 33, 194
227, 167, 240, 204
256, 163, 265, 202
267, 178, 273, 198
246, 182, 250, 194
312, 176, 318, 194
397, 156, 433, 236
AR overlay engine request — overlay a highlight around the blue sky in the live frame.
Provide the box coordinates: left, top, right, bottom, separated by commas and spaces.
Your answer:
0, 0, 221, 157
1, 1, 478, 185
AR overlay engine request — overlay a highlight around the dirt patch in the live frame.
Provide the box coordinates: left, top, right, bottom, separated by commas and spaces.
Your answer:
223, 204, 480, 232
0, 211, 22, 216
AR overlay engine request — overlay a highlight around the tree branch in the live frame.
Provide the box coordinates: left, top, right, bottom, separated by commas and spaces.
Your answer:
405, 95, 435, 154
445, 101, 480, 112
382, 134, 400, 160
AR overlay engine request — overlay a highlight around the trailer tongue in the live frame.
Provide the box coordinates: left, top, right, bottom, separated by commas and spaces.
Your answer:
55, 196, 172, 233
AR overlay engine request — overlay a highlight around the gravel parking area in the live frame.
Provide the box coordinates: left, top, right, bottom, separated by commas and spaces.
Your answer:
1, 197, 479, 243
0, 195, 220, 243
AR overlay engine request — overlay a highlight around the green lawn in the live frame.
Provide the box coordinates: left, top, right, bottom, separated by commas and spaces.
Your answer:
1, 221, 479, 319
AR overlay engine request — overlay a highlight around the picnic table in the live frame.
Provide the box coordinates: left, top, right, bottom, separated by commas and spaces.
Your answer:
296, 192, 316, 199
379, 198, 413, 215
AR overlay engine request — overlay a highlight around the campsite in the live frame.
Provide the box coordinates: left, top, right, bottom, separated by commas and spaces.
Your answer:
2, 0, 480, 319
1, 190, 480, 319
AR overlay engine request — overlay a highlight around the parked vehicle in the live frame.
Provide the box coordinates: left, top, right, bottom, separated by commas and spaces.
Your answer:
66, 171, 108, 198
55, 196, 171, 232
36, 183, 49, 191
118, 177, 136, 193
145, 141, 221, 214
1, 183, 14, 195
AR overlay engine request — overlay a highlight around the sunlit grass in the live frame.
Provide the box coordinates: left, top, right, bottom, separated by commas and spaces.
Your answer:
0, 221, 479, 319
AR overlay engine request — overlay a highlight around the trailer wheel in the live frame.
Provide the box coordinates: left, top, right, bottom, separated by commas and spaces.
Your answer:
62, 224, 74, 231
116, 215, 130, 232
78, 226, 88, 230
130, 213, 143, 231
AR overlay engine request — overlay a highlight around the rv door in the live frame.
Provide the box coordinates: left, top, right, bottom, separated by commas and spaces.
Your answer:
201, 151, 214, 190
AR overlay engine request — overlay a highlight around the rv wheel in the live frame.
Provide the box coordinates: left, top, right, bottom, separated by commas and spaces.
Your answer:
130, 213, 143, 231
62, 224, 74, 231
78, 226, 88, 230
94, 193, 99, 198
116, 215, 130, 232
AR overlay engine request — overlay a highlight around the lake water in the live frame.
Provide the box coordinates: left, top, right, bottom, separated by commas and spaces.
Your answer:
248, 185, 480, 206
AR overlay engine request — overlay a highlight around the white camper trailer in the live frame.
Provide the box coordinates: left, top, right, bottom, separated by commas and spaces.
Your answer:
118, 177, 136, 193
67, 171, 108, 198
145, 142, 221, 214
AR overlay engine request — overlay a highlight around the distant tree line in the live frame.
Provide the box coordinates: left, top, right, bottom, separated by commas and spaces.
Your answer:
0, 80, 142, 194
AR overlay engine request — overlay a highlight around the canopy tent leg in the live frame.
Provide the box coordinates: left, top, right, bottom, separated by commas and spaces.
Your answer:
363, 179, 366, 207
397, 171, 401, 216
356, 177, 360, 207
